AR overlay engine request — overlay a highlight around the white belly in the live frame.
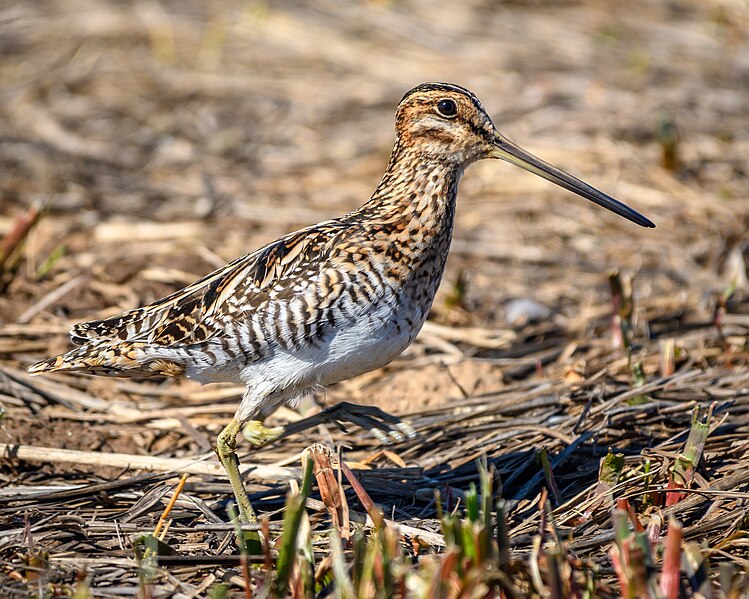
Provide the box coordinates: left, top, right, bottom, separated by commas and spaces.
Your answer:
234, 299, 423, 418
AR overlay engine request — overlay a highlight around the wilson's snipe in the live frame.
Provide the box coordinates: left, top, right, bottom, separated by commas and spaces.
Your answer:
28, 83, 654, 523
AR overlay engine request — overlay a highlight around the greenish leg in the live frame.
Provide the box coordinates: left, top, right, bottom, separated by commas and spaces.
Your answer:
216, 406, 414, 522
216, 418, 257, 524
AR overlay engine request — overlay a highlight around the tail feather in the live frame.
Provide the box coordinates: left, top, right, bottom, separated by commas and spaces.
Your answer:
27, 343, 185, 378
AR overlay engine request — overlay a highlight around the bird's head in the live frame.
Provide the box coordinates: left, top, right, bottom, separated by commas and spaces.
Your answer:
395, 82, 655, 228
395, 82, 496, 165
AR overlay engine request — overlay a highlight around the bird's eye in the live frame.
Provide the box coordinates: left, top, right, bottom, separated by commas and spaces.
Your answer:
436, 98, 457, 118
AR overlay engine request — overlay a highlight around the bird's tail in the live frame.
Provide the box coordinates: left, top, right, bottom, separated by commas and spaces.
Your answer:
27, 342, 185, 378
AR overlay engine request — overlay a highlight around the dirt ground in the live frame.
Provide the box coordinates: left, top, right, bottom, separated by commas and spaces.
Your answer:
1, 0, 748, 596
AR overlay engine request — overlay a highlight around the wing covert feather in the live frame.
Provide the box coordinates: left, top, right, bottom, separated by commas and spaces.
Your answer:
70, 220, 352, 348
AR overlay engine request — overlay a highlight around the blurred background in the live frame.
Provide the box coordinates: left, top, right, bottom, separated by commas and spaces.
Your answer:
1, 1, 749, 593
1, 0, 747, 407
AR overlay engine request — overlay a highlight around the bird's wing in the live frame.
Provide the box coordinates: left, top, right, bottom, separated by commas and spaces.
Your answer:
69, 220, 353, 348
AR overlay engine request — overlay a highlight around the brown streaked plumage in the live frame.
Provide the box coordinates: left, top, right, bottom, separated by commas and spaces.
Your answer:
28, 83, 654, 523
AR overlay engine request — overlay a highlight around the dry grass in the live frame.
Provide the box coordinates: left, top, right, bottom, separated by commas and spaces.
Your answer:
1, 0, 748, 596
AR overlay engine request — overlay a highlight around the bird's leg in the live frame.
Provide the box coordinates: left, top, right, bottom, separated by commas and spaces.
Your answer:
216, 418, 257, 524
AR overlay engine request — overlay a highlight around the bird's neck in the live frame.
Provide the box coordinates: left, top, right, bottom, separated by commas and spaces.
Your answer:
355, 139, 464, 325
362, 139, 463, 234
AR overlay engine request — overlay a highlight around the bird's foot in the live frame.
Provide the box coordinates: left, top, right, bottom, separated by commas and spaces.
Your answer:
242, 420, 285, 447
285, 401, 417, 445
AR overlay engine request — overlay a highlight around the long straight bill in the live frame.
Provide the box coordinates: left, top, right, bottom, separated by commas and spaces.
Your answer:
490, 135, 655, 228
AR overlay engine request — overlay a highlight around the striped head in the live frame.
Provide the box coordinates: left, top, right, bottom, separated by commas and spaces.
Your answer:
395, 82, 655, 228
396, 82, 497, 165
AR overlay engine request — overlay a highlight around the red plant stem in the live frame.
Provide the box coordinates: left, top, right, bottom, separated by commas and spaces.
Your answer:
0, 206, 40, 270
660, 519, 683, 599
609, 545, 630, 598
241, 553, 252, 599
340, 461, 382, 527
616, 498, 644, 533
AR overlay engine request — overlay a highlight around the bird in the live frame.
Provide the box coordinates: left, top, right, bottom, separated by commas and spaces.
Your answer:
27, 82, 654, 524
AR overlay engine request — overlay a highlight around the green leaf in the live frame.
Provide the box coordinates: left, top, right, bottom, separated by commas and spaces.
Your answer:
209, 583, 229, 599
466, 482, 479, 523
330, 529, 355, 599
599, 451, 625, 486
273, 457, 314, 596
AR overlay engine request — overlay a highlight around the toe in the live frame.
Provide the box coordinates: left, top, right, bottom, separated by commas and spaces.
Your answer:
396, 421, 418, 439
242, 421, 284, 447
